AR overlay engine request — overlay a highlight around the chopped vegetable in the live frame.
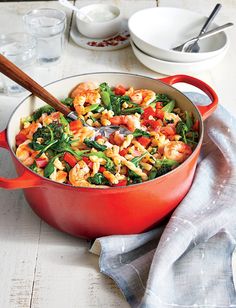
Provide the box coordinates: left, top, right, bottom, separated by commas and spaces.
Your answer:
176, 121, 188, 143
16, 133, 27, 146
32, 106, 55, 121
133, 129, 150, 138
142, 106, 155, 120
136, 136, 151, 148
155, 158, 179, 177
84, 138, 107, 151
61, 97, 74, 108
120, 107, 143, 115
63, 152, 77, 167
185, 111, 193, 130
112, 179, 127, 187
131, 152, 147, 167
88, 173, 109, 185
161, 100, 175, 113
44, 154, 61, 178
35, 158, 48, 168
114, 85, 126, 96
148, 167, 157, 180
69, 120, 83, 132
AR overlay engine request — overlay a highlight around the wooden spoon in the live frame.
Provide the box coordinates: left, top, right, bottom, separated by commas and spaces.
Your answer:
0, 54, 131, 136
0, 53, 77, 120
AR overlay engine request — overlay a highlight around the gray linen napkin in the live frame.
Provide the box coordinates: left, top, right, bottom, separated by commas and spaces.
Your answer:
90, 92, 236, 308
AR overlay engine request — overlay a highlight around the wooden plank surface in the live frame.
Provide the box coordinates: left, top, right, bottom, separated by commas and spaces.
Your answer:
0, 1, 156, 308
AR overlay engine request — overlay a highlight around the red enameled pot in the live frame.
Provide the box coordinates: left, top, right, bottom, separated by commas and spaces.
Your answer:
0, 73, 218, 239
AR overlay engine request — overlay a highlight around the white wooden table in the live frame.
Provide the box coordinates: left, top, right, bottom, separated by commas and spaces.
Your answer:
0, 1, 235, 307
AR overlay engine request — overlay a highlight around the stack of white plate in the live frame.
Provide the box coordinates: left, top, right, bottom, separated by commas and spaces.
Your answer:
128, 7, 229, 75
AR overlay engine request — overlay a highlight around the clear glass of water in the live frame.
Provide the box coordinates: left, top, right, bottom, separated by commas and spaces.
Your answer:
23, 8, 66, 65
0, 32, 36, 95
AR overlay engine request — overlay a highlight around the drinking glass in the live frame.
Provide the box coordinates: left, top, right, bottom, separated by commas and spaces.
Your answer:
23, 8, 66, 65
0, 33, 36, 95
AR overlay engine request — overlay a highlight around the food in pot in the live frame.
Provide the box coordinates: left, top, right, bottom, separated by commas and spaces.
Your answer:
15, 81, 199, 187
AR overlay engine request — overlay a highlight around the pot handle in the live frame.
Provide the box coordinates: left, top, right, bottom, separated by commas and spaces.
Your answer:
0, 129, 42, 189
159, 74, 218, 120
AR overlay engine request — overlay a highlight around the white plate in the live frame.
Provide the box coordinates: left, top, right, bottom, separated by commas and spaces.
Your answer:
128, 7, 229, 63
70, 19, 130, 51
131, 40, 228, 75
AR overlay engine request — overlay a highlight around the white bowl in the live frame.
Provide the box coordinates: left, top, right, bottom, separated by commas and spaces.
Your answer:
76, 4, 122, 39
128, 7, 229, 63
131, 40, 228, 75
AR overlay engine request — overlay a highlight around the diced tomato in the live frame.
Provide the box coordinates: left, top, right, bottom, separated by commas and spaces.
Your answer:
161, 126, 176, 136
156, 102, 163, 109
69, 120, 83, 132
82, 156, 93, 169
35, 158, 48, 168
64, 152, 77, 167
114, 85, 126, 96
88, 162, 94, 169
112, 179, 128, 187
99, 166, 106, 173
82, 157, 90, 164
119, 148, 128, 156
141, 106, 155, 120
155, 109, 164, 120
193, 120, 199, 131
143, 119, 163, 130
137, 136, 151, 148
95, 135, 103, 141
15, 133, 27, 146
110, 116, 126, 126
108, 132, 115, 144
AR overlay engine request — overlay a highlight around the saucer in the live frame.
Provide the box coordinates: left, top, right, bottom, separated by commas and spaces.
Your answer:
70, 19, 130, 51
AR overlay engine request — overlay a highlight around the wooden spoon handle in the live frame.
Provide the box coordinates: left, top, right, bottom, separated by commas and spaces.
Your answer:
0, 54, 72, 117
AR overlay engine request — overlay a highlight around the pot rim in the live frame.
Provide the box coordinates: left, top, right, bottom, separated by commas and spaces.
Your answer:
7, 71, 204, 190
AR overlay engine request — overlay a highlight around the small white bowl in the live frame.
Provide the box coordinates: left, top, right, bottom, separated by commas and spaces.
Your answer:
131, 41, 228, 75
76, 4, 122, 39
129, 7, 229, 63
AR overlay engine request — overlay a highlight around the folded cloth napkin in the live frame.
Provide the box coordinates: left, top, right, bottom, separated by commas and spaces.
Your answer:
90, 92, 236, 308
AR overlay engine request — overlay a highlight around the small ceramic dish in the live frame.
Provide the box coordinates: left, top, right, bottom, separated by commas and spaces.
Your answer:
76, 4, 122, 39
131, 40, 228, 75
128, 7, 229, 63
71, 19, 130, 51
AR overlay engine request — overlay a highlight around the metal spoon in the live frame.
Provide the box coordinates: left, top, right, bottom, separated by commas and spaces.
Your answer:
59, 0, 93, 22
173, 3, 222, 53
0, 54, 131, 137
186, 3, 222, 53
173, 22, 234, 52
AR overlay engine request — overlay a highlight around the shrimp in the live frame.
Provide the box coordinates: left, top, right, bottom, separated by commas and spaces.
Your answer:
128, 89, 156, 106
69, 160, 90, 186
164, 141, 192, 163
70, 81, 99, 98
16, 140, 37, 166
19, 122, 42, 140
110, 115, 140, 132
73, 89, 101, 116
